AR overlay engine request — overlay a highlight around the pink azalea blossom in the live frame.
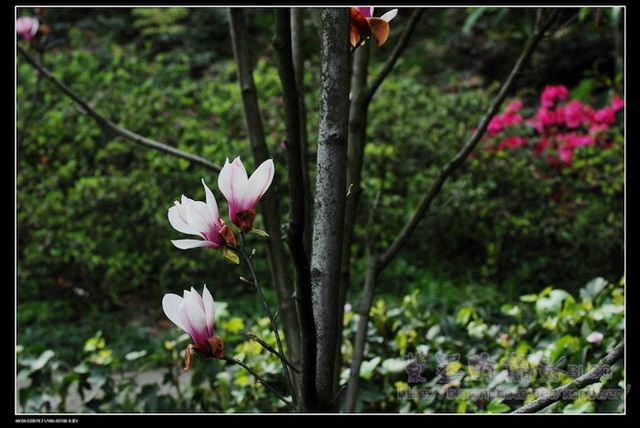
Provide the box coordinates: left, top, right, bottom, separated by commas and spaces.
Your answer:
218, 157, 274, 232
593, 107, 616, 125
586, 331, 603, 345
534, 107, 558, 132
16, 17, 39, 40
557, 145, 574, 164
568, 134, 594, 147
497, 136, 528, 150
487, 115, 503, 136
540, 85, 568, 108
611, 94, 624, 112
505, 100, 523, 115
168, 179, 226, 250
589, 123, 609, 135
533, 137, 550, 156
162, 285, 216, 346
562, 100, 589, 129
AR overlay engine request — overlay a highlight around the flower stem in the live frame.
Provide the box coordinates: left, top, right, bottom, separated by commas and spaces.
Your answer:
221, 355, 295, 411
239, 233, 297, 406
247, 332, 301, 374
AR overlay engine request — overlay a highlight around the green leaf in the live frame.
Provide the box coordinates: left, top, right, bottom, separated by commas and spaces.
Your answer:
222, 317, 245, 333
124, 350, 148, 361
487, 397, 510, 413
563, 401, 595, 413
360, 356, 382, 379
31, 350, 55, 371
579, 277, 607, 300
250, 228, 269, 237
462, 8, 488, 34
222, 247, 240, 264
536, 289, 571, 316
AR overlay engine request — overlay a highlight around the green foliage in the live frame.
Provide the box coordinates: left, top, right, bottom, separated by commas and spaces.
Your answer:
18, 277, 622, 412
341, 276, 624, 413
17, 303, 291, 412
16, 7, 624, 414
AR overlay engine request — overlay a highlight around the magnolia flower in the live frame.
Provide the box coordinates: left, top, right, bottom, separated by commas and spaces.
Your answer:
218, 157, 274, 233
350, 7, 398, 48
168, 179, 235, 250
586, 331, 604, 345
162, 285, 224, 370
16, 17, 39, 40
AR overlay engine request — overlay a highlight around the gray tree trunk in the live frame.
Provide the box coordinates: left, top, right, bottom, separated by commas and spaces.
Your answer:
310, 7, 351, 411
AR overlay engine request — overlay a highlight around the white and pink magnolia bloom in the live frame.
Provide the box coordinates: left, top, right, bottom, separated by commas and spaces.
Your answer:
162, 285, 216, 346
354, 7, 398, 22
586, 331, 604, 345
16, 17, 39, 40
350, 7, 398, 47
162, 285, 224, 369
168, 179, 229, 250
218, 157, 274, 232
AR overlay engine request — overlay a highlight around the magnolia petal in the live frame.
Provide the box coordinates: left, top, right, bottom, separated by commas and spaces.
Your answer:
202, 285, 216, 337
231, 156, 248, 179
244, 159, 274, 209
201, 179, 220, 226
162, 293, 186, 332
351, 7, 371, 41
379, 9, 398, 22
183, 290, 210, 344
184, 201, 214, 237
218, 158, 245, 213
350, 23, 359, 47
355, 7, 372, 18
168, 205, 199, 236
190, 286, 206, 312
367, 18, 390, 47
171, 239, 220, 250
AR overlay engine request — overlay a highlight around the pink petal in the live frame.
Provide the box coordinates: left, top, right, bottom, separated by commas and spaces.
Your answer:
379, 9, 398, 22
243, 159, 274, 209
171, 239, 220, 250
201, 179, 221, 226
202, 285, 216, 337
162, 293, 186, 332
168, 205, 199, 236
355, 7, 372, 17
182, 290, 210, 344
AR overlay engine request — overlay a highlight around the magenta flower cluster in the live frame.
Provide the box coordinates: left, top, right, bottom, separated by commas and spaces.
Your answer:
483, 85, 623, 166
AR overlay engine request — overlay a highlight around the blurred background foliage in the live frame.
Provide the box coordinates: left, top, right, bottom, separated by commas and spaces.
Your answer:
16, 7, 624, 412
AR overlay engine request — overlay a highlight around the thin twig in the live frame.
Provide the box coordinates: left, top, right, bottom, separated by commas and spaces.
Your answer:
221, 355, 295, 411
378, 8, 560, 270
17, 43, 221, 173
239, 233, 296, 406
343, 9, 561, 411
247, 332, 301, 374
512, 340, 625, 413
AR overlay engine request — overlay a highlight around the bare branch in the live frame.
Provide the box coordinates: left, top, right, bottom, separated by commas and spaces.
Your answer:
247, 332, 301, 374
227, 9, 302, 382
343, 9, 560, 410
17, 43, 221, 173
378, 8, 559, 270
274, 7, 316, 412
512, 340, 624, 413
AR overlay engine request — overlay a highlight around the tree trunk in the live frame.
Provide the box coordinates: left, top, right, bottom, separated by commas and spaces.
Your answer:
310, 7, 351, 411
228, 8, 301, 377
274, 7, 316, 411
